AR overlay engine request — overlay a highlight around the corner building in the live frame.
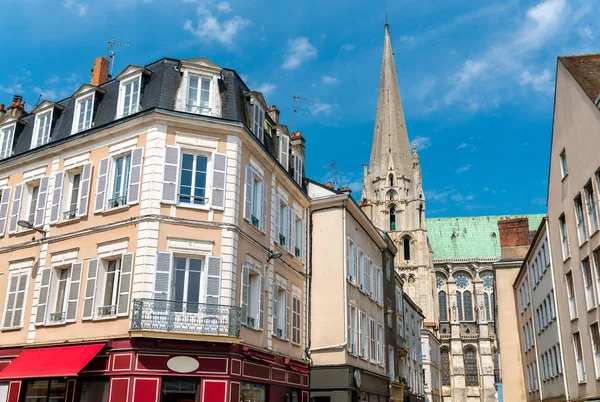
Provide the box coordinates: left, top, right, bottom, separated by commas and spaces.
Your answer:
0, 56, 309, 402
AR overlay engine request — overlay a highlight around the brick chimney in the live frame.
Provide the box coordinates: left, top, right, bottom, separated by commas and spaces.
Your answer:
497, 216, 531, 259
7, 95, 25, 118
267, 105, 280, 125
91, 57, 110, 86
0, 104, 6, 121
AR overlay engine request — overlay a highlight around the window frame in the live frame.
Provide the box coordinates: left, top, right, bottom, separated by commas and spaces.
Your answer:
171, 255, 204, 306
566, 271, 578, 320
64, 170, 82, 220
52, 266, 71, 318
559, 149, 568, 178
72, 93, 95, 134
186, 74, 212, 115
291, 294, 301, 345
106, 152, 132, 210
573, 331, 586, 383
575, 194, 588, 244
585, 182, 599, 234
559, 214, 570, 260
0, 123, 15, 159
32, 109, 53, 148
251, 101, 265, 143
117, 75, 142, 118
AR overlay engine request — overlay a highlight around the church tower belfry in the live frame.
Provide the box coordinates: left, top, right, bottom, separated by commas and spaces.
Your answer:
361, 23, 437, 327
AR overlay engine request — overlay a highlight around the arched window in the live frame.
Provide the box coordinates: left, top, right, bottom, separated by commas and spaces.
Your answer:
403, 237, 410, 260
456, 291, 463, 321
390, 207, 396, 231
463, 290, 473, 321
481, 271, 494, 322
439, 291, 448, 322
389, 174, 394, 187
464, 347, 479, 386
441, 348, 451, 386
484, 293, 490, 321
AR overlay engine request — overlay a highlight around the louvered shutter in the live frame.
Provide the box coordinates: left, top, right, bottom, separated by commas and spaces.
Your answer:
258, 276, 264, 330
94, 157, 109, 213
117, 253, 134, 316
205, 256, 222, 305
49, 172, 64, 224
82, 259, 98, 320
274, 195, 280, 243
66, 262, 82, 322
241, 266, 249, 324
347, 305, 352, 352
285, 289, 290, 340
12, 273, 27, 328
34, 175, 49, 228
161, 145, 180, 204
77, 162, 92, 217
378, 269, 383, 304
371, 262, 376, 299
261, 177, 267, 232
127, 147, 144, 205
8, 183, 23, 234
3, 274, 18, 328
211, 153, 227, 210
0, 187, 12, 237
289, 209, 295, 255
243, 165, 253, 222
36, 267, 52, 325
153, 252, 172, 301
365, 259, 371, 295
272, 284, 279, 335
279, 135, 289, 171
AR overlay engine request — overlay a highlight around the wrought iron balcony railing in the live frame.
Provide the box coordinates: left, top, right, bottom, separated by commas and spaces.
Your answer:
97, 305, 117, 317
107, 196, 128, 209
49, 311, 65, 323
397, 334, 408, 350
130, 298, 241, 337
63, 209, 77, 221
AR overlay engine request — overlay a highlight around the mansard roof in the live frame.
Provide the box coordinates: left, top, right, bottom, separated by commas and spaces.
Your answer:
559, 54, 600, 105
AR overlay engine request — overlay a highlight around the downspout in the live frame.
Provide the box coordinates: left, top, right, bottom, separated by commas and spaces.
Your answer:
305, 206, 313, 365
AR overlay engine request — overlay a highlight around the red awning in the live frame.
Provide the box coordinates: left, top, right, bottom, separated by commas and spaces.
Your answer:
288, 361, 309, 374
0, 343, 105, 379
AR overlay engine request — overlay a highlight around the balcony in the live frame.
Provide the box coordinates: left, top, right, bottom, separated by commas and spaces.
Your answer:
397, 334, 408, 355
130, 298, 241, 337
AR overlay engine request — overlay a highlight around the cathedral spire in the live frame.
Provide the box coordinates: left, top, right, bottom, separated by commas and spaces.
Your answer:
368, 22, 411, 180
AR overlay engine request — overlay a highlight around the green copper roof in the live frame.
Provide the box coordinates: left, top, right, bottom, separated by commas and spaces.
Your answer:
426, 214, 546, 260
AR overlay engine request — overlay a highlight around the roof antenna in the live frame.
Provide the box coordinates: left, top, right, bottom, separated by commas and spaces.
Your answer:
323, 161, 340, 189
106, 38, 131, 78
33, 94, 43, 109
291, 93, 319, 133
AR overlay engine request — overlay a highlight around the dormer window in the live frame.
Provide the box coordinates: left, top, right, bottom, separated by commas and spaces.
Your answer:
251, 101, 265, 142
120, 77, 141, 117
32, 111, 52, 147
293, 153, 303, 184
187, 75, 211, 115
75, 95, 94, 132
0, 125, 15, 159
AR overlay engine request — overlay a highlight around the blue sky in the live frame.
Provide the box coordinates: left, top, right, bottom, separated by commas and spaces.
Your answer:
0, 0, 598, 217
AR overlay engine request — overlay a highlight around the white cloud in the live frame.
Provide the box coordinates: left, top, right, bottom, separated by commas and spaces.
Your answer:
413, 136, 431, 151
217, 1, 231, 12
62, 0, 87, 15
425, 189, 450, 204
520, 70, 553, 93
310, 102, 332, 115
322, 76, 340, 85
0, 84, 24, 95
415, 78, 436, 101
46, 75, 60, 85
184, 3, 251, 46
451, 193, 475, 202
578, 25, 594, 40
455, 164, 471, 174
65, 73, 79, 84
256, 82, 276, 96
33, 87, 58, 101
399, 35, 417, 47
340, 44, 355, 52
457, 142, 467, 149
282, 37, 317, 70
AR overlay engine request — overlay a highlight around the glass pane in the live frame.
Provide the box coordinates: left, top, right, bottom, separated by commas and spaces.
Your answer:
113, 158, 123, 198
195, 172, 206, 189
182, 153, 194, 170
189, 258, 202, 272
25, 380, 49, 400
187, 271, 200, 304
123, 155, 131, 197
174, 267, 185, 303
196, 155, 208, 172
193, 187, 205, 205
80, 379, 109, 402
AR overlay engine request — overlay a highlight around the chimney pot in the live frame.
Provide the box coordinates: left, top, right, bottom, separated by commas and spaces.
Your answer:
7, 95, 25, 118
267, 105, 280, 125
91, 57, 110, 86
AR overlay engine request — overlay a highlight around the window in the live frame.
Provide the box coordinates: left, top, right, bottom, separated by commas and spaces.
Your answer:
555, 345, 563, 374
187, 75, 210, 114
559, 149, 568, 177
244, 166, 265, 230
390, 207, 396, 231
403, 236, 410, 260
457, 291, 463, 321
278, 201, 289, 247
2, 270, 28, 329
292, 295, 301, 344
591, 323, 600, 377
121, 78, 141, 117
274, 286, 288, 339
464, 347, 479, 386
583, 258, 596, 310
33, 111, 52, 147
369, 318, 377, 363
559, 214, 570, 259
463, 291, 473, 321
53, 268, 69, 320
439, 291, 448, 322
575, 195, 588, 243
293, 154, 303, 184
179, 153, 208, 206
0, 125, 14, 159
595, 249, 600, 302
359, 311, 368, 359
378, 323, 385, 366
574, 332, 586, 382
241, 267, 263, 330
251, 102, 264, 142
347, 304, 358, 354
172, 257, 203, 312
279, 133, 290, 170
294, 218, 302, 259
26, 184, 40, 224
566, 271, 578, 319
23, 379, 67, 402
586, 182, 599, 233
389, 174, 394, 187
484, 293, 491, 321
348, 239, 357, 284
107, 154, 131, 209
74, 96, 93, 133
97, 259, 121, 317
359, 251, 366, 291
64, 172, 81, 220
79, 379, 109, 402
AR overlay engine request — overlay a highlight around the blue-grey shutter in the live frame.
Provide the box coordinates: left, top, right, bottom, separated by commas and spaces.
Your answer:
36, 267, 52, 325
34, 175, 49, 228
243, 166, 253, 222
0, 187, 12, 237
205, 256, 221, 305
12, 273, 27, 328
275, 195, 280, 243
261, 178, 267, 232
94, 158, 109, 213
77, 162, 92, 217
285, 289, 290, 339
272, 283, 278, 335
3, 274, 18, 328
153, 251, 172, 300
49, 172, 64, 224
161, 146, 180, 204
211, 153, 227, 210
82, 259, 98, 320
8, 184, 23, 234
127, 147, 144, 205
258, 275, 264, 330
117, 253, 134, 316
241, 266, 249, 324
66, 262, 82, 322
290, 208, 295, 255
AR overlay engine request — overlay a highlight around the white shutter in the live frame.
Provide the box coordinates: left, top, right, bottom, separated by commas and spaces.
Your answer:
365, 259, 370, 295
161, 145, 180, 204
77, 162, 92, 218
287, 204, 293, 252
11, 273, 27, 328
241, 266, 249, 324
2, 274, 18, 328
211, 153, 227, 210
285, 289, 290, 340
378, 269, 383, 304
94, 157, 109, 213
49, 172, 64, 224
66, 262, 83, 322
117, 253, 134, 316
127, 147, 144, 205
261, 177, 267, 232
33, 176, 49, 228
273, 285, 279, 335
347, 305, 352, 352
279, 135, 289, 171
0, 187, 12, 237
274, 195, 280, 243
35, 267, 52, 325
8, 183, 23, 234
243, 165, 253, 222
205, 256, 222, 305
370, 262, 376, 299
153, 252, 172, 301
289, 209, 295, 255
258, 276, 264, 330
82, 259, 98, 320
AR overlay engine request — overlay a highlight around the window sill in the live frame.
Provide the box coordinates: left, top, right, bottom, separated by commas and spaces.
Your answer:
587, 306, 597, 313
590, 228, 600, 238
241, 323, 262, 332
273, 334, 289, 342
246, 221, 266, 236
570, 316, 579, 322
92, 315, 118, 321
579, 239, 589, 249
13, 228, 36, 237
102, 205, 130, 216
1, 326, 23, 332
44, 321, 68, 327
561, 172, 568, 182
176, 202, 210, 212
56, 217, 81, 227
563, 255, 571, 263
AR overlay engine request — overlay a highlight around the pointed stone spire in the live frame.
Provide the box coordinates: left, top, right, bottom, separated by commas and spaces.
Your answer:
368, 23, 411, 179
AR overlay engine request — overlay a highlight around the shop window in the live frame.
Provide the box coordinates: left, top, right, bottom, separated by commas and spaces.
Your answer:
79, 379, 109, 402
23, 379, 67, 402
162, 378, 199, 402
241, 382, 266, 402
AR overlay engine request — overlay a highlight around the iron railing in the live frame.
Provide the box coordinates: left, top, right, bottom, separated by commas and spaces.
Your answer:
130, 298, 241, 337
63, 209, 77, 220
107, 196, 127, 209
397, 334, 408, 350
97, 305, 117, 317
49, 312, 65, 323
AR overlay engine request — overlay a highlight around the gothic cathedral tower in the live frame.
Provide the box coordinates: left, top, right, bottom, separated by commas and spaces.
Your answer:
361, 23, 438, 328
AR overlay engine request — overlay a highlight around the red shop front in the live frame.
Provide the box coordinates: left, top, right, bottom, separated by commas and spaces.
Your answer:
0, 338, 309, 402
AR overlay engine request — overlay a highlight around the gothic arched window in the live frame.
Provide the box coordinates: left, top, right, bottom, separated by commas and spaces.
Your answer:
463, 290, 473, 321
464, 346, 479, 386
390, 207, 396, 231
481, 271, 494, 322
441, 348, 451, 386
389, 173, 394, 187
403, 237, 410, 260
439, 291, 448, 322
484, 293, 491, 321
456, 291, 463, 321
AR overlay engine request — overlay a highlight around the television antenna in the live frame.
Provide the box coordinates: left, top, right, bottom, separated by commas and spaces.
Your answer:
106, 38, 131, 78
291, 93, 319, 133
323, 161, 340, 189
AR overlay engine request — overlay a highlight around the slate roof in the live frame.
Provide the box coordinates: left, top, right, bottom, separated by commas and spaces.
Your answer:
426, 214, 546, 260
559, 54, 600, 105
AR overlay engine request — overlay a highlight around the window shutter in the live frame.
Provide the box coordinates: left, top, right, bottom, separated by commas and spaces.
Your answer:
35, 267, 52, 325
8, 184, 23, 234
205, 256, 222, 305
243, 166, 253, 222
3, 274, 18, 328
12, 273, 27, 328
0, 187, 12, 237
241, 266, 249, 324
49, 172, 64, 224
34, 175, 49, 228
365, 260, 371, 295
280, 135, 289, 171
378, 269, 383, 304
82, 259, 98, 320
127, 147, 144, 205
347, 305, 352, 352
211, 152, 227, 211
66, 262, 83, 322
261, 177, 267, 232
258, 275, 264, 330
285, 289, 290, 340
161, 145, 180, 204
153, 251, 172, 301
288, 204, 293, 253
117, 253, 134, 316
77, 162, 92, 218
370, 263, 376, 299
275, 195, 280, 243
94, 157, 109, 213
273, 285, 279, 335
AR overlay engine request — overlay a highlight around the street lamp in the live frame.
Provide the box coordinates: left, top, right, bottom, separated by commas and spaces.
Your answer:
267, 251, 283, 261
17, 220, 47, 238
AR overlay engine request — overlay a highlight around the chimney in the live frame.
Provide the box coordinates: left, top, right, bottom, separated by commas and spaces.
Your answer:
7, 95, 25, 118
360, 198, 373, 222
497, 216, 531, 259
267, 105, 280, 125
0, 104, 6, 121
91, 57, 110, 86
